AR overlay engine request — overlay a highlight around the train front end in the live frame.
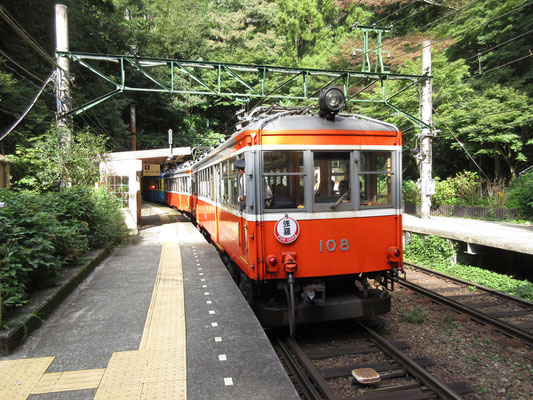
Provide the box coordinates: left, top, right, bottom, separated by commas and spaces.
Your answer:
253, 88, 403, 329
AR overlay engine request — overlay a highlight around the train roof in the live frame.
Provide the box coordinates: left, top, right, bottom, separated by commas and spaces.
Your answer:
260, 113, 398, 132
166, 109, 400, 174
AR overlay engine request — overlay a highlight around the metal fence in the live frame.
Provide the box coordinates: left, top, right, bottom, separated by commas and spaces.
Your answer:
403, 203, 518, 220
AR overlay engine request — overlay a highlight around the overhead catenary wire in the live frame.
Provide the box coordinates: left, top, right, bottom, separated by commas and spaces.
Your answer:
0, 5, 56, 67
431, 107, 489, 180
315, 0, 364, 53
0, 71, 56, 142
371, 1, 422, 26
356, 0, 483, 66
0, 48, 45, 84
0, 59, 55, 97
387, 0, 533, 65
338, 0, 474, 71
469, 52, 533, 77
465, 29, 533, 61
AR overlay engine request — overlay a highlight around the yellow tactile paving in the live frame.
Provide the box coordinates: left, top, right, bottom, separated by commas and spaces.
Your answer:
1, 223, 187, 399
98, 350, 149, 387
141, 380, 187, 399
0, 357, 54, 400
30, 371, 62, 393
93, 383, 143, 400
95, 241, 187, 399
31, 369, 105, 394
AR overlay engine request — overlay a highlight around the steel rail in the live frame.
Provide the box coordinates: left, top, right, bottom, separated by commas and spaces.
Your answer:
275, 337, 331, 400
399, 278, 533, 347
404, 262, 533, 308
355, 320, 465, 400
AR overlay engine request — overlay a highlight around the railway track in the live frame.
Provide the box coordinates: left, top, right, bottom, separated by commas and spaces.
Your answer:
401, 262, 533, 347
273, 320, 472, 400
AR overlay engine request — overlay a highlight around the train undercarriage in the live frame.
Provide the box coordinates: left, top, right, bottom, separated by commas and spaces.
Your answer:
222, 251, 399, 333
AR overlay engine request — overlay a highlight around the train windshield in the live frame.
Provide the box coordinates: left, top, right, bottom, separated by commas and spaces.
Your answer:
262, 149, 396, 212
263, 151, 305, 209
313, 152, 352, 211
360, 151, 393, 207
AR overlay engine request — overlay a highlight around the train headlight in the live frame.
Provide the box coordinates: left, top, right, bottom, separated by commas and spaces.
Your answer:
319, 87, 345, 120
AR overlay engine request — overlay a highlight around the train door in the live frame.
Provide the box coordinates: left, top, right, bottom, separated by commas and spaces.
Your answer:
191, 172, 198, 218
214, 164, 221, 243
236, 156, 249, 264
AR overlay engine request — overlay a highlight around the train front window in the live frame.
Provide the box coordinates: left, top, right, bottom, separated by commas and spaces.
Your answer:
263, 151, 305, 210
313, 152, 353, 211
359, 151, 393, 207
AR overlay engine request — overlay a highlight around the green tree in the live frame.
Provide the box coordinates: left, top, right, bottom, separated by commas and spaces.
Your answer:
276, 0, 336, 63
12, 126, 108, 191
455, 85, 532, 177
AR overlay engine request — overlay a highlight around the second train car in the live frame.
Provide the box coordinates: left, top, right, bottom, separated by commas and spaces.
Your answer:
162, 87, 403, 335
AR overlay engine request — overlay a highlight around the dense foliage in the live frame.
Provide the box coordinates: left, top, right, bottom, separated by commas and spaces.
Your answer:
1, 0, 531, 181
403, 170, 533, 218
10, 126, 108, 190
506, 170, 533, 218
0, 187, 128, 321
0, 0, 532, 315
404, 234, 533, 301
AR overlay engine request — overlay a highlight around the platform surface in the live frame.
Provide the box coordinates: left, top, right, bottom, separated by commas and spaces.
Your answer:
403, 214, 533, 255
0, 202, 298, 400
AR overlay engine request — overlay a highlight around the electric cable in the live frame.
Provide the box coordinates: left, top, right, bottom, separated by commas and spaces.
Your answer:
0, 5, 56, 67
0, 48, 45, 84
0, 107, 43, 124
432, 106, 489, 180
0, 71, 56, 142
387, 0, 533, 65
464, 29, 533, 61
0, 60, 54, 96
371, 1, 420, 26
469, 52, 533, 78
350, 0, 482, 69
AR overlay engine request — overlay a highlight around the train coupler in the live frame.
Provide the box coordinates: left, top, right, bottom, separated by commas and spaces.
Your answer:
301, 283, 325, 304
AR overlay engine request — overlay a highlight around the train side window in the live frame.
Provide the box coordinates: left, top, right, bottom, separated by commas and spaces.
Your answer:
359, 151, 393, 207
230, 157, 238, 208
263, 151, 305, 210
222, 160, 230, 205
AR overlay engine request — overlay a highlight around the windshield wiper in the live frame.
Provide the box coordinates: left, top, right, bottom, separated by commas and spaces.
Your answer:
330, 191, 350, 209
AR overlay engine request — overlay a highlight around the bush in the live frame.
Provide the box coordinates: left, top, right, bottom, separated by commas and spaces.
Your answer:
402, 180, 420, 205
507, 171, 533, 218
0, 187, 128, 319
90, 187, 129, 248
433, 171, 481, 207
404, 234, 456, 265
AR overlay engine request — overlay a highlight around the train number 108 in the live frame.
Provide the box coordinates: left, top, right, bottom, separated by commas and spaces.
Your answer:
319, 239, 350, 253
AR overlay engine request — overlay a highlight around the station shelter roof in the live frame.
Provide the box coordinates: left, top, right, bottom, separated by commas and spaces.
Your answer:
104, 147, 192, 165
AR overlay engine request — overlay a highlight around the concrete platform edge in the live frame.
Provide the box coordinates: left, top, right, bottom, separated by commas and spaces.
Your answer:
0, 246, 112, 356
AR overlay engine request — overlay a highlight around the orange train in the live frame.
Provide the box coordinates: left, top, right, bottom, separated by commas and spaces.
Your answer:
162, 88, 403, 335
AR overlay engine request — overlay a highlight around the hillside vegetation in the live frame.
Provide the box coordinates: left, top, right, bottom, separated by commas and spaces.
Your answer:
0, 0, 531, 196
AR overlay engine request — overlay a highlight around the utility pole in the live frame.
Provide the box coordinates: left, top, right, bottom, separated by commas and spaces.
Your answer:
130, 103, 137, 151
419, 40, 434, 219
55, 4, 72, 186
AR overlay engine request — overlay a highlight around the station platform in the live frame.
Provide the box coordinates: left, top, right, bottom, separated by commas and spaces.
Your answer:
0, 203, 299, 400
403, 214, 533, 256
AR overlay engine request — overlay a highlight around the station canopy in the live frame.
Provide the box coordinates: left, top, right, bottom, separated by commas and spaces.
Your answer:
104, 147, 192, 166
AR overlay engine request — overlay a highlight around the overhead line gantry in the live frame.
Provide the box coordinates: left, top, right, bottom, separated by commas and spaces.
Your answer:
57, 50, 431, 129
